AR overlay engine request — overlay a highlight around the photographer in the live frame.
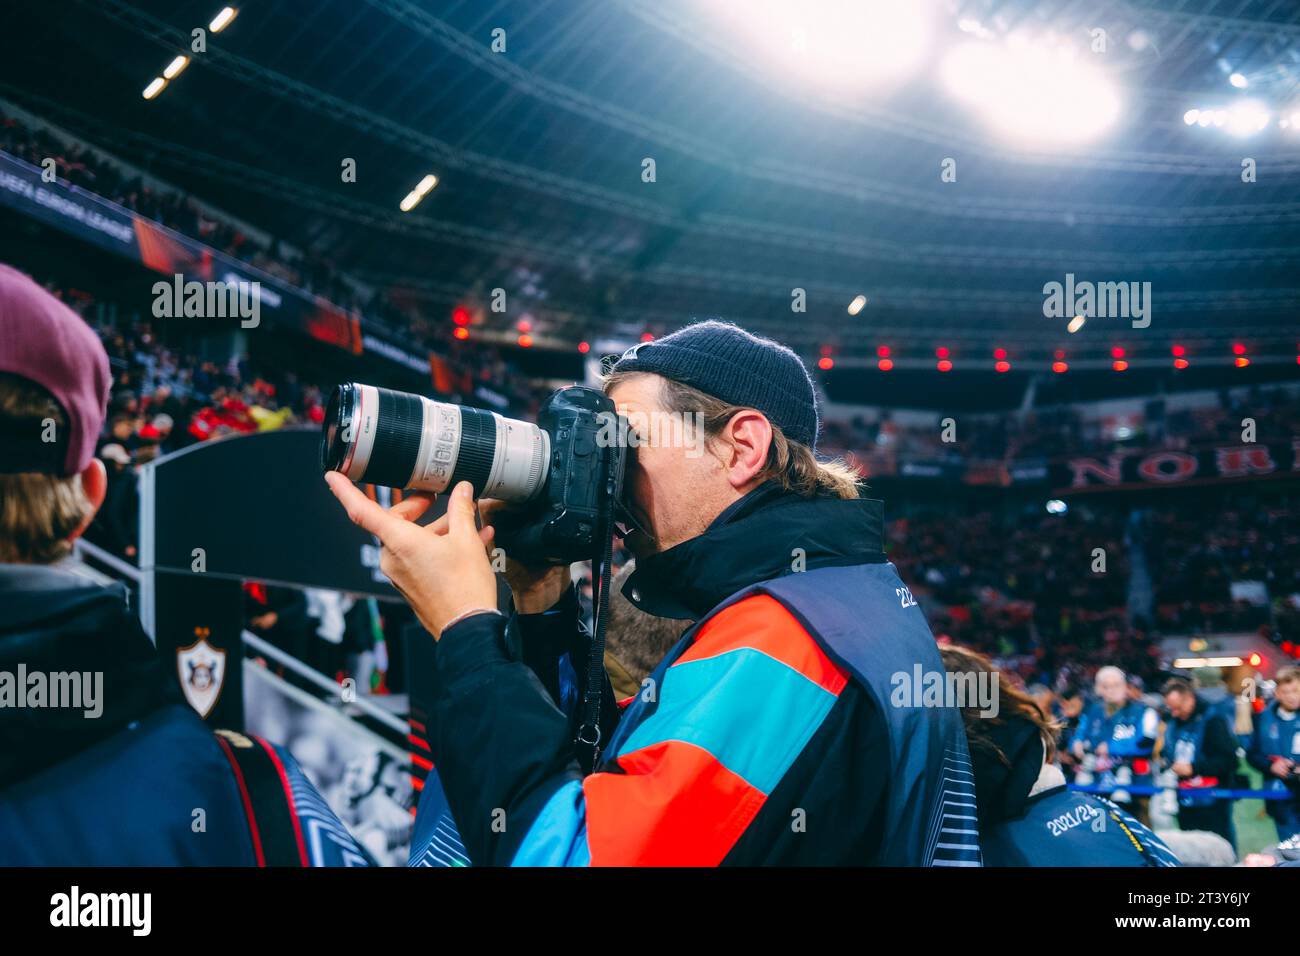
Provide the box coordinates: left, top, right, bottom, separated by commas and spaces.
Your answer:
328, 320, 982, 866
1071, 665, 1158, 818
1160, 676, 1240, 852
939, 645, 1178, 866
1246, 666, 1300, 840
0, 264, 368, 866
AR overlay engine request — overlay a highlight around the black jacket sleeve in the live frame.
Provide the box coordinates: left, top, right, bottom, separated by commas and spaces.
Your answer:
1192, 712, 1239, 781
429, 593, 618, 867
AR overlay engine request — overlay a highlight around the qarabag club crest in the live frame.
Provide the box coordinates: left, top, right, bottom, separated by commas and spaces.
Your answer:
177, 627, 226, 718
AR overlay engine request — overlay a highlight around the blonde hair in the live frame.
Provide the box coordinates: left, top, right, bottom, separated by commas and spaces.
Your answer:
602, 370, 862, 500
0, 374, 92, 563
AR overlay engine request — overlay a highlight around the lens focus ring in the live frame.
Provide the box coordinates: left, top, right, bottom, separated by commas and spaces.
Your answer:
365, 388, 425, 488
450, 407, 496, 494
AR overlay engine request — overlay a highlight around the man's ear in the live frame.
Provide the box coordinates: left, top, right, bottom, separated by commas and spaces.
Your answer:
70, 457, 107, 542
721, 410, 772, 491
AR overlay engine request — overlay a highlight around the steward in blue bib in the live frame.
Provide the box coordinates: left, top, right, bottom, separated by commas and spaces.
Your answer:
940, 645, 1178, 867
1246, 695, 1300, 840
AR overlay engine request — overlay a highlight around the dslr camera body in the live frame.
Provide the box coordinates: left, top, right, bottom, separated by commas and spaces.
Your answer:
321, 382, 634, 566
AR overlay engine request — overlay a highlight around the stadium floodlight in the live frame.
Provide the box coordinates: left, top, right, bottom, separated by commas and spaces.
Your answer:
142, 77, 166, 100
700, 0, 937, 95
1045, 499, 1067, 515
941, 35, 1121, 144
1229, 72, 1248, 89
1174, 656, 1244, 669
1225, 100, 1270, 137
163, 56, 190, 80
1067, 314, 1086, 333
399, 173, 439, 212
210, 6, 238, 33
847, 294, 867, 315
1183, 109, 1199, 125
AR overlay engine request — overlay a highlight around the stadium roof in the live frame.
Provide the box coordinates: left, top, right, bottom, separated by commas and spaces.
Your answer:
3, 0, 1300, 363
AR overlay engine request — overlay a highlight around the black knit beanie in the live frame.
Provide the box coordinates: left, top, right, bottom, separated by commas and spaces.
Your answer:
608, 320, 820, 449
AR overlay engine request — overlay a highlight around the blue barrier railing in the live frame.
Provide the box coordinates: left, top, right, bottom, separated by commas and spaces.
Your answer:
1070, 783, 1293, 800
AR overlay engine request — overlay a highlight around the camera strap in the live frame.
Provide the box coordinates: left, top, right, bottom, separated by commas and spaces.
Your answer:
575, 490, 615, 774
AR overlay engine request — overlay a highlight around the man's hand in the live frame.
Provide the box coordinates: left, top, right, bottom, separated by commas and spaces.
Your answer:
325, 474, 498, 639
1270, 757, 1295, 779
1171, 760, 1194, 778
250, 611, 278, 631
477, 498, 572, 613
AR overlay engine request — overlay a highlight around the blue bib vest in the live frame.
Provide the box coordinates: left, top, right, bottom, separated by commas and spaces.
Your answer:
1080, 699, 1155, 788
1166, 710, 1222, 807
981, 787, 1180, 866
1254, 702, 1300, 808
604, 561, 982, 866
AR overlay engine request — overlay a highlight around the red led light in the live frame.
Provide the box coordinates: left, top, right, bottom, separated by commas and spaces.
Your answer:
817, 356, 834, 371
1174, 358, 1189, 369
640, 332, 655, 343
937, 360, 952, 372
1249, 652, 1263, 668
1052, 361, 1068, 374
1171, 344, 1185, 357
878, 358, 894, 371
518, 334, 533, 348
577, 341, 590, 354
877, 345, 891, 358
1111, 346, 1125, 359
995, 360, 1010, 373
936, 347, 950, 359
516, 318, 532, 333
1113, 360, 1128, 372
1236, 356, 1250, 368
1232, 343, 1247, 355
993, 348, 1007, 360
452, 306, 471, 327
1054, 349, 1065, 360
453, 327, 469, 340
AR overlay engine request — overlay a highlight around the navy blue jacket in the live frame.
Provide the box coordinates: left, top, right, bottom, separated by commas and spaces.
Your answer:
421, 485, 980, 865
0, 560, 368, 866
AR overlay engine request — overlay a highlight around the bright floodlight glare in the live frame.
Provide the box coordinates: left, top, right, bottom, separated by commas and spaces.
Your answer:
1226, 100, 1270, 137
210, 7, 238, 33
1045, 499, 1067, 515
1229, 72, 1248, 89
414, 174, 439, 195
142, 77, 166, 100
941, 37, 1121, 144
847, 294, 867, 315
399, 191, 421, 212
1183, 109, 1199, 125
704, 0, 936, 94
1067, 314, 1087, 333
163, 56, 189, 80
